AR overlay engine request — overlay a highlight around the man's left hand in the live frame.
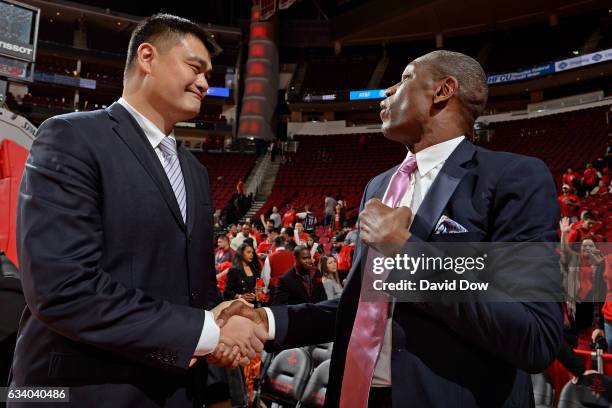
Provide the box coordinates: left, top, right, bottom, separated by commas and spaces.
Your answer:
359, 198, 412, 256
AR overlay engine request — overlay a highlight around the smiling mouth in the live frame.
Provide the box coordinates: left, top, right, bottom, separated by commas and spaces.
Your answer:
380, 108, 389, 120
188, 90, 203, 100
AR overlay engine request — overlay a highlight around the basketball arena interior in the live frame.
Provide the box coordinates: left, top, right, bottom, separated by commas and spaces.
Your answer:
1, 0, 612, 407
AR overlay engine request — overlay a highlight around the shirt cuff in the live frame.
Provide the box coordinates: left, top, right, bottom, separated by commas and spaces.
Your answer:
263, 307, 276, 340
194, 310, 220, 356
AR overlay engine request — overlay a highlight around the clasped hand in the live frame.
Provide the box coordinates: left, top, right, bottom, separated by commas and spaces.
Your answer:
190, 299, 270, 369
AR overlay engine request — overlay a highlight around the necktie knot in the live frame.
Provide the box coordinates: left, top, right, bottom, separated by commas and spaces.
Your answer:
398, 154, 417, 174
159, 137, 177, 157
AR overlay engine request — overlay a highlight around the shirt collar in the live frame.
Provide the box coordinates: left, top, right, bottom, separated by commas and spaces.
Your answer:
117, 97, 176, 150
410, 135, 465, 177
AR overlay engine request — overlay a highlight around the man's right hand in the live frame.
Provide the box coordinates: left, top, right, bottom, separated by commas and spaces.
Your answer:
217, 301, 269, 335
218, 315, 267, 360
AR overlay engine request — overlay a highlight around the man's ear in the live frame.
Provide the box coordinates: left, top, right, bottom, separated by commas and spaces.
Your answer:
433, 76, 459, 104
136, 42, 156, 75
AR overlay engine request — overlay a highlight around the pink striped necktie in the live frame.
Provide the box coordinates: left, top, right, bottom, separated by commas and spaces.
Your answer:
339, 153, 417, 408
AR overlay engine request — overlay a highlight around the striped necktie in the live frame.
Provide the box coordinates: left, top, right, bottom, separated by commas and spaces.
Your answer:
158, 136, 186, 223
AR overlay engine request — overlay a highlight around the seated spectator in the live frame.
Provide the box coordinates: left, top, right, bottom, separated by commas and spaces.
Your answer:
294, 222, 309, 245
336, 241, 355, 283
226, 224, 238, 240
256, 232, 275, 259
223, 243, 261, 304
602, 168, 611, 188
281, 226, 297, 251
563, 167, 579, 192
591, 180, 610, 196
261, 236, 294, 293
558, 184, 581, 221
568, 213, 597, 244
343, 222, 359, 246
215, 235, 234, 269
271, 246, 327, 305
583, 163, 599, 194
230, 223, 258, 251
320, 256, 343, 300
306, 234, 324, 264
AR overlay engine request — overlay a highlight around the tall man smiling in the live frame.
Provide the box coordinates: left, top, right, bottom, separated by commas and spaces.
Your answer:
219, 50, 563, 407
12, 14, 266, 407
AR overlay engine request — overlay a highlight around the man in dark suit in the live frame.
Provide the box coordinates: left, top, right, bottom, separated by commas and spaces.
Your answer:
12, 14, 266, 407
271, 246, 327, 305
219, 50, 563, 407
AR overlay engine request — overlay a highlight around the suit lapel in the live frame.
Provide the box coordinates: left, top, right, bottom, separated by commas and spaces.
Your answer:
107, 103, 186, 231
178, 146, 197, 235
410, 139, 475, 239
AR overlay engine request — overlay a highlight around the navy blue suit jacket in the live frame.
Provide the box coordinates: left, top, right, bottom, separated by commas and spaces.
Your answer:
12, 103, 221, 407
269, 139, 563, 407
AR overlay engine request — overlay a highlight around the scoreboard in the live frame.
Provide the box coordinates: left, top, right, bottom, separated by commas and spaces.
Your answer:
0, 0, 40, 82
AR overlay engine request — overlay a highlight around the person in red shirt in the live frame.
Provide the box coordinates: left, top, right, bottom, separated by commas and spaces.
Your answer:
236, 178, 244, 195
261, 236, 295, 293
563, 167, 579, 192
568, 214, 597, 244
293, 222, 309, 245
558, 184, 581, 221
601, 168, 611, 189
256, 231, 276, 259
282, 206, 297, 227
598, 253, 612, 351
582, 163, 598, 193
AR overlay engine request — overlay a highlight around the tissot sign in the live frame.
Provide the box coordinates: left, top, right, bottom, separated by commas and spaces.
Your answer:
0, 39, 34, 62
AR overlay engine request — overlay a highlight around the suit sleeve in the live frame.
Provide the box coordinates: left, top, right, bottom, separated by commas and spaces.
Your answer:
271, 276, 290, 305
17, 117, 207, 372
223, 268, 239, 301
409, 156, 564, 373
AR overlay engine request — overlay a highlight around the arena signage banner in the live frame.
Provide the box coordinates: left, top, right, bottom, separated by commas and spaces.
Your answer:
349, 89, 387, 100
486, 64, 555, 85
555, 48, 612, 72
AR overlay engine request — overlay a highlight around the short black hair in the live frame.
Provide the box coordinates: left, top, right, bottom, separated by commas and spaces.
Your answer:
294, 245, 308, 258
217, 234, 229, 242
274, 236, 285, 247
124, 13, 221, 77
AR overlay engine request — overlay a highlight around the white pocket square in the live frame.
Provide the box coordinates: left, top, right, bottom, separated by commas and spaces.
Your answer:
434, 215, 468, 234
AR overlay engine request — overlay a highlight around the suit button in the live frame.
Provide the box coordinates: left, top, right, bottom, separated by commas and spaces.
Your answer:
191, 290, 199, 300
188, 235, 193, 244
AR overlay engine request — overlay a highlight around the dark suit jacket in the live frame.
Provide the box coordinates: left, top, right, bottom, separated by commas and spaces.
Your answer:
268, 139, 564, 407
271, 268, 327, 306
12, 103, 221, 407
0, 276, 25, 387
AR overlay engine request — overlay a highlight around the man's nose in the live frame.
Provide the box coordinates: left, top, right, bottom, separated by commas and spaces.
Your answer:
195, 74, 208, 94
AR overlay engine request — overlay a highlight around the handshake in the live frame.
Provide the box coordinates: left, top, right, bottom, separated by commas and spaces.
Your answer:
192, 299, 270, 369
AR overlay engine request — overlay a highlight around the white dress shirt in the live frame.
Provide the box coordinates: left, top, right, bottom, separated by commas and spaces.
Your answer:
372, 135, 465, 386
117, 98, 222, 356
